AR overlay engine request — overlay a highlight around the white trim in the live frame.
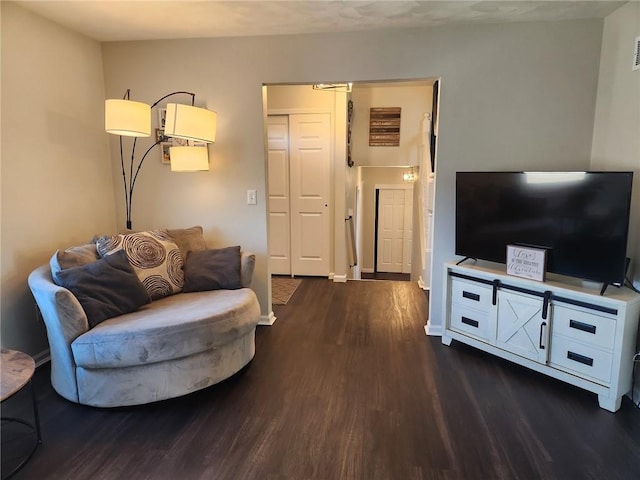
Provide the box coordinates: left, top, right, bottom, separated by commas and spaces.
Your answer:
33, 349, 51, 367
418, 276, 430, 290
424, 321, 443, 336
333, 274, 348, 283
328, 272, 335, 280
258, 311, 277, 326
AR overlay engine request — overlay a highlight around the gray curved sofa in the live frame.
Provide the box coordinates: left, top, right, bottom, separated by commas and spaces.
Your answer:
28, 232, 261, 408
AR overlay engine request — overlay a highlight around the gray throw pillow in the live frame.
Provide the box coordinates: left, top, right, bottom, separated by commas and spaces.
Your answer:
55, 250, 151, 328
50, 243, 99, 284
182, 246, 242, 292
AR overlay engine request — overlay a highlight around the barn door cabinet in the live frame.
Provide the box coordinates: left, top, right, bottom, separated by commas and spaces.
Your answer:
442, 262, 640, 412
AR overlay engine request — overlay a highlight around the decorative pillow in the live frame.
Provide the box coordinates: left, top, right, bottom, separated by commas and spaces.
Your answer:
50, 242, 99, 284
96, 230, 184, 300
54, 250, 151, 328
165, 226, 207, 260
182, 246, 242, 292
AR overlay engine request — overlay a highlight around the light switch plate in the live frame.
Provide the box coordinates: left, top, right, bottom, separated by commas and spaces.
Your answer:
247, 189, 257, 205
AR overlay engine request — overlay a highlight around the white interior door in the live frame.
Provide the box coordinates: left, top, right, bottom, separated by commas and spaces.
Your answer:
377, 188, 410, 273
267, 116, 291, 275
289, 113, 331, 276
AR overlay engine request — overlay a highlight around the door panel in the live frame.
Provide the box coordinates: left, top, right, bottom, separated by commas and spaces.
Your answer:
290, 114, 331, 276
496, 291, 548, 363
377, 189, 407, 273
267, 116, 291, 274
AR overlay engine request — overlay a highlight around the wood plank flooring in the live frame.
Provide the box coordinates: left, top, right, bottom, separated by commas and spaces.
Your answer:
3, 278, 640, 479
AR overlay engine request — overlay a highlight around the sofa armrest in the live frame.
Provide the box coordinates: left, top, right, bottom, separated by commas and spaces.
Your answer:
241, 251, 255, 288
28, 264, 89, 403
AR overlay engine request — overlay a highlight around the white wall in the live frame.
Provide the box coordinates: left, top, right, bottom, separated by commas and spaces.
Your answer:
591, 1, 640, 288
1, 3, 116, 356
101, 20, 602, 334
352, 83, 432, 167
0, 14, 602, 354
590, 1, 640, 405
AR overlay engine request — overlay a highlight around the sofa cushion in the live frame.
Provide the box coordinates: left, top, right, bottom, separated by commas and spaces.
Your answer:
55, 250, 151, 328
71, 288, 260, 368
165, 226, 207, 260
182, 246, 242, 292
96, 230, 184, 300
50, 243, 99, 284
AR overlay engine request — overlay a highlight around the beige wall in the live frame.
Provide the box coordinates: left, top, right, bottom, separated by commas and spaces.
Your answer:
352, 84, 433, 167
1, 2, 116, 356
591, 1, 640, 288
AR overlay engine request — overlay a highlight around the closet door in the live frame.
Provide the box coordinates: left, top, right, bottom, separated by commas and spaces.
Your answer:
267, 115, 291, 275
289, 113, 331, 276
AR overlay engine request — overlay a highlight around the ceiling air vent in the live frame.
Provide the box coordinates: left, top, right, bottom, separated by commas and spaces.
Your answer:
634, 36, 640, 71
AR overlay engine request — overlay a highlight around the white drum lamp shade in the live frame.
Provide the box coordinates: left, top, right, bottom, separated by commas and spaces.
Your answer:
170, 146, 209, 172
165, 103, 217, 143
105, 99, 151, 137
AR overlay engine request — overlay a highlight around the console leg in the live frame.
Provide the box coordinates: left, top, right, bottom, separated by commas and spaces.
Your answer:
597, 393, 622, 412
441, 335, 453, 346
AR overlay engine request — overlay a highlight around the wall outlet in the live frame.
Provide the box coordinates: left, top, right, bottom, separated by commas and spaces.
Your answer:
247, 189, 257, 205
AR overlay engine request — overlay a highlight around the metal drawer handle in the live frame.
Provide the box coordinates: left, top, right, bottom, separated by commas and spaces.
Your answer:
567, 351, 594, 367
462, 291, 480, 302
539, 322, 547, 349
461, 316, 479, 328
569, 320, 596, 335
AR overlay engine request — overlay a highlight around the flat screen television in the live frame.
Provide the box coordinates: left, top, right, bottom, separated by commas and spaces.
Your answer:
455, 171, 634, 287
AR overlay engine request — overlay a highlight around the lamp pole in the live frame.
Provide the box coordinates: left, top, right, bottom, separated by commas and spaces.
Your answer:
115, 91, 195, 230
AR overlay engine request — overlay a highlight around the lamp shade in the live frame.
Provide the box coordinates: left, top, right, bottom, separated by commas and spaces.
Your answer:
105, 99, 151, 137
165, 103, 217, 143
170, 146, 209, 172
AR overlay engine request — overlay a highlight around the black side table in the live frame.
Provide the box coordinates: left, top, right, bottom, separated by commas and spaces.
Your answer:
1, 349, 42, 479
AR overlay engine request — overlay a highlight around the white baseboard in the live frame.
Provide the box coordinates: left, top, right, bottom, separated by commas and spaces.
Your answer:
333, 274, 348, 283
424, 321, 443, 337
417, 276, 430, 291
259, 311, 277, 326
33, 349, 51, 367
328, 272, 334, 280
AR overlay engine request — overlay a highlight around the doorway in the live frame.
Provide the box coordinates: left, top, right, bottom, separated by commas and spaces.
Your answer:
263, 80, 439, 317
375, 185, 413, 275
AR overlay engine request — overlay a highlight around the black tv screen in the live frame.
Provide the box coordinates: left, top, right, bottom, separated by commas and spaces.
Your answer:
455, 171, 633, 285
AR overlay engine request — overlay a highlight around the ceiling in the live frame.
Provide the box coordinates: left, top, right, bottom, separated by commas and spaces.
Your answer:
16, 1, 625, 42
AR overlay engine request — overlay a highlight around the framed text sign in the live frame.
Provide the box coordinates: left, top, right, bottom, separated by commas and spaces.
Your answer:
506, 245, 547, 281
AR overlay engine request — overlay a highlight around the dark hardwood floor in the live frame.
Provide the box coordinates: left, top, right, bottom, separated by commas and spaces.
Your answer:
360, 272, 410, 281
3, 278, 639, 479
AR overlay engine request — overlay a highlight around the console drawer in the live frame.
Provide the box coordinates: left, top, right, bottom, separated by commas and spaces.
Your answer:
552, 305, 615, 350
451, 278, 493, 312
550, 335, 613, 384
450, 304, 493, 342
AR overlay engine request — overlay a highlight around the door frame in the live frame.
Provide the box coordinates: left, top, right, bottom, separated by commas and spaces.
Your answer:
373, 184, 414, 274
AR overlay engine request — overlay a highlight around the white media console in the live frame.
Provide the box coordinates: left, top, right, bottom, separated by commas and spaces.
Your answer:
442, 262, 640, 412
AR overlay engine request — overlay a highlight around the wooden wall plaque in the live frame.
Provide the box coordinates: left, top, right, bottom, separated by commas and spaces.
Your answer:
369, 107, 401, 146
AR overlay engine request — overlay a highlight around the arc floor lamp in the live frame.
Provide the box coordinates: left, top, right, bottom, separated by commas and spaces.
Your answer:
105, 89, 217, 230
